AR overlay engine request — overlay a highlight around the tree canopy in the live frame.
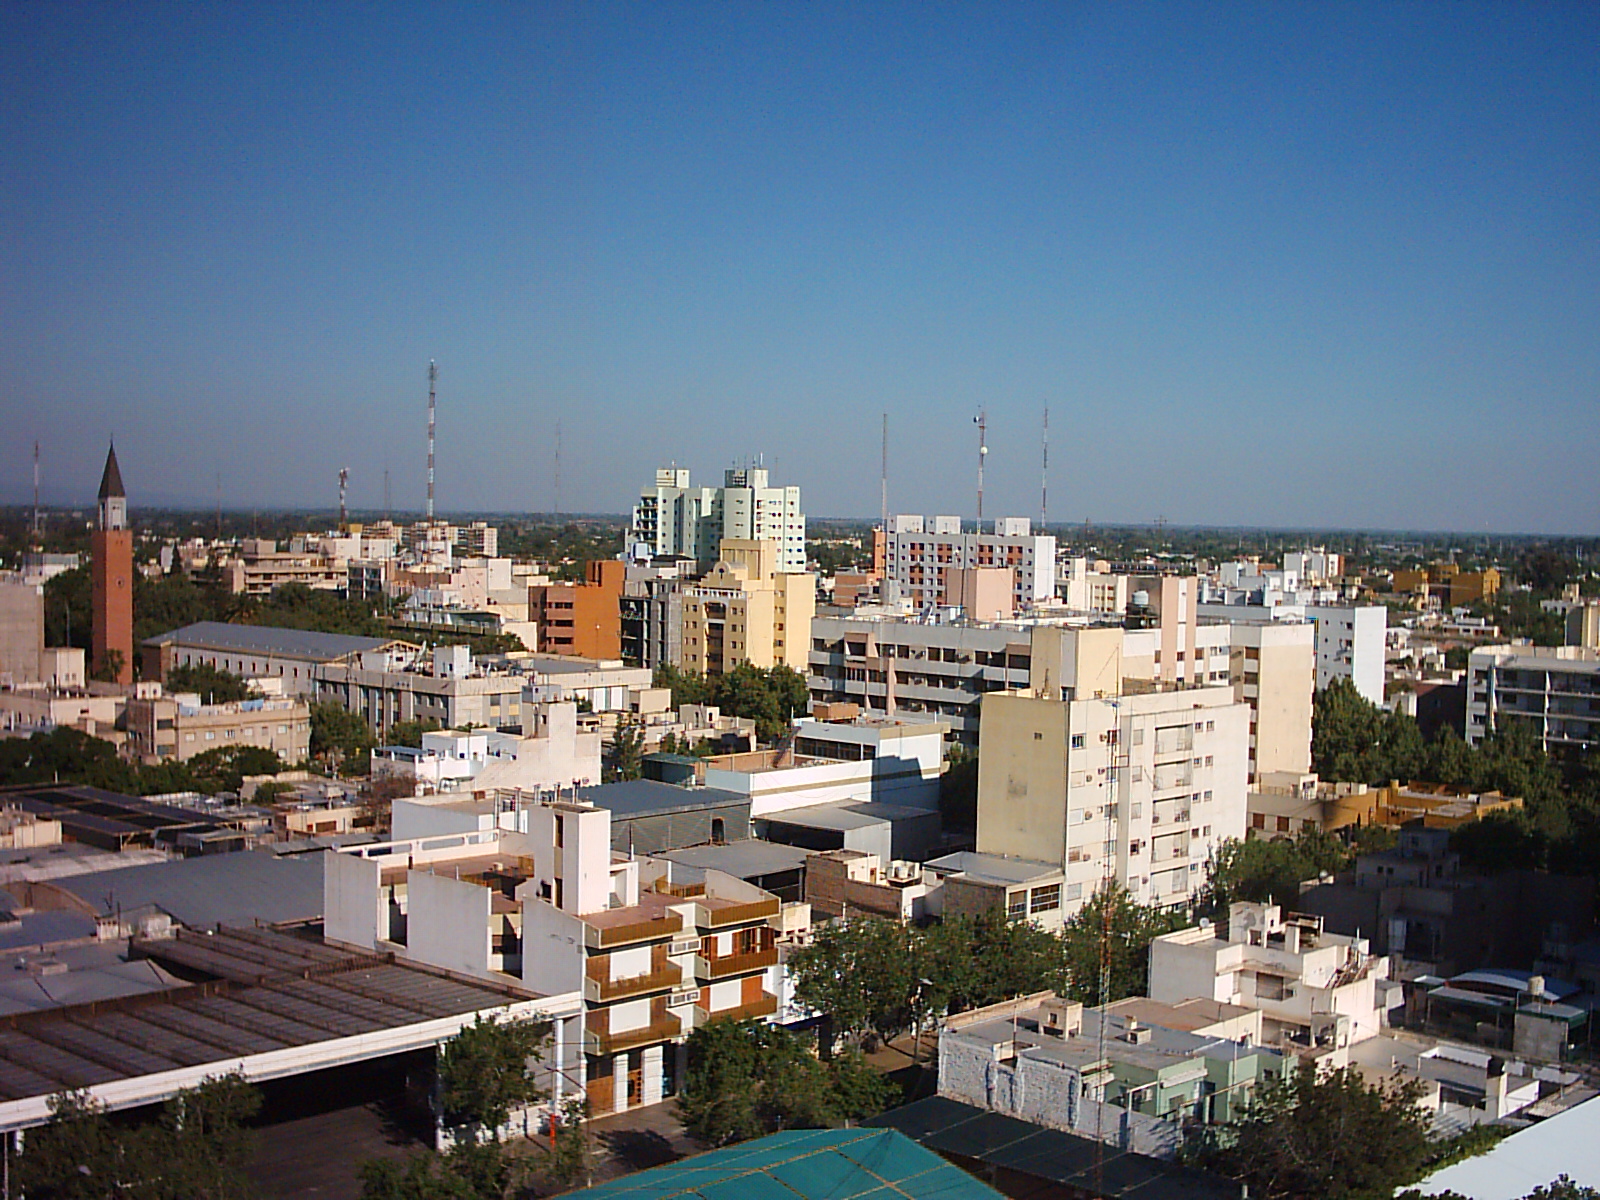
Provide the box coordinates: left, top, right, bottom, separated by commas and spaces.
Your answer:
653, 662, 810, 741
437, 1015, 551, 1143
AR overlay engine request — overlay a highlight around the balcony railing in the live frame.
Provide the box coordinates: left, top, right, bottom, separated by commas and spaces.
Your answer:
585, 912, 683, 949
693, 993, 779, 1026
694, 946, 779, 980
699, 898, 781, 927
584, 1013, 684, 1056
584, 962, 684, 1003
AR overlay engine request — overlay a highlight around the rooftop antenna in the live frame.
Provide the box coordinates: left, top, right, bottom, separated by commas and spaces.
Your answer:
973, 409, 988, 526
215, 471, 222, 538
338, 467, 350, 531
31, 440, 40, 538
384, 464, 391, 521
1041, 406, 1049, 529
880, 413, 888, 533
554, 418, 562, 517
426, 360, 438, 522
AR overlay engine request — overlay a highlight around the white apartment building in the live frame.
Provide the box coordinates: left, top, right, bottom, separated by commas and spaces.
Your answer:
1283, 549, 1342, 584
1149, 901, 1396, 1050
372, 702, 602, 794
631, 467, 806, 575
1466, 645, 1600, 753
976, 686, 1252, 913
884, 515, 1056, 611
1199, 597, 1386, 705
1057, 558, 1131, 615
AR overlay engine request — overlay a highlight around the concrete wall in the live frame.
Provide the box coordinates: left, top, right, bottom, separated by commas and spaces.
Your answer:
323, 851, 384, 949
520, 898, 585, 995
392, 797, 496, 841
406, 869, 491, 979
0, 581, 44, 686
976, 693, 1069, 864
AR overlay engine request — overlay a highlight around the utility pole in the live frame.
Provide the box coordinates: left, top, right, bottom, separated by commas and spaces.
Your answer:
973, 409, 988, 526
31, 441, 40, 538
426, 360, 438, 522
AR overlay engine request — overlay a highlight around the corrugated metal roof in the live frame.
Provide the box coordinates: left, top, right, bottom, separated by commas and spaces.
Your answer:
54, 850, 325, 926
580, 780, 748, 818
141, 621, 393, 660
575, 1127, 1002, 1200
869, 1096, 1243, 1200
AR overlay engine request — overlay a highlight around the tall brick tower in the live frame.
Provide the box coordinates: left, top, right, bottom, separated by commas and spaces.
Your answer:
91, 443, 133, 684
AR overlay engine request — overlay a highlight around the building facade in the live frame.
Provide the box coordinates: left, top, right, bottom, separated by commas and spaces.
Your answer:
91, 445, 134, 685
631, 467, 805, 575
883, 515, 1056, 611
1466, 645, 1600, 753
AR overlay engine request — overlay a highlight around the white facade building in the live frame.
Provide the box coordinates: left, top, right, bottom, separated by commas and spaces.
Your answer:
631, 467, 805, 574
1466, 644, 1600, 753
372, 702, 602, 794
884, 515, 1056, 611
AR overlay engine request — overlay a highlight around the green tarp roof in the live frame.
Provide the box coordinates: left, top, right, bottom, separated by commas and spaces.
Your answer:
567, 1128, 1003, 1200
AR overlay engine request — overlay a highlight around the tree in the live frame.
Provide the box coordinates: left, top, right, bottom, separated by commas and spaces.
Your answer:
1058, 883, 1189, 1006
384, 718, 441, 749
437, 1015, 551, 1144
607, 717, 645, 782
359, 1142, 511, 1200
309, 701, 377, 772
1205, 830, 1349, 912
541, 1096, 597, 1191
1191, 1066, 1429, 1200
788, 917, 913, 1046
654, 664, 712, 708
940, 743, 979, 833
186, 745, 286, 793
167, 662, 255, 704
676, 1019, 894, 1148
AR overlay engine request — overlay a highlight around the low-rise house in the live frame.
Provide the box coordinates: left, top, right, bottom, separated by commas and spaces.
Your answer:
1149, 901, 1397, 1050
371, 702, 601, 795
923, 851, 1069, 934
125, 692, 310, 764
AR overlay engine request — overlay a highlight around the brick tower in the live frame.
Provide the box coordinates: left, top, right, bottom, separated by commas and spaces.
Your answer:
91, 443, 133, 684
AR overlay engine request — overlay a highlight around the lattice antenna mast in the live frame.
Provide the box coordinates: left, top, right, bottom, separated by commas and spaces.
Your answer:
1094, 700, 1124, 1194
554, 418, 562, 516
426, 361, 438, 522
880, 413, 888, 533
1041, 407, 1049, 529
32, 441, 40, 537
973, 409, 988, 524
338, 467, 350, 531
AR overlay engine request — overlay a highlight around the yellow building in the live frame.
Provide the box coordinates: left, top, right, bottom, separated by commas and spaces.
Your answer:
1249, 776, 1520, 837
1448, 569, 1501, 606
679, 539, 815, 676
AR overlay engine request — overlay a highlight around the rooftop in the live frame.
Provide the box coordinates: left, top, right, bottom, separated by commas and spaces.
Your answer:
762, 801, 935, 833
579, 779, 748, 819
142, 621, 398, 660
49, 849, 325, 927
924, 851, 1061, 887
659, 841, 811, 879
575, 1126, 1003, 1200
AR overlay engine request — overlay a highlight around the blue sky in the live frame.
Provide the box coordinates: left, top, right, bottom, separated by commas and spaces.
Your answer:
3, 2, 1597, 533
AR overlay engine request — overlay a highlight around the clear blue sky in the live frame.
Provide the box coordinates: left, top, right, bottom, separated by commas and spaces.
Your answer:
4, 2, 1596, 533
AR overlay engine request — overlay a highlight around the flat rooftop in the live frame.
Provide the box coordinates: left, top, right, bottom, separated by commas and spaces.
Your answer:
579, 780, 748, 818
143, 621, 397, 660
762, 801, 936, 832
925, 850, 1061, 886
659, 841, 811, 879
50, 849, 325, 927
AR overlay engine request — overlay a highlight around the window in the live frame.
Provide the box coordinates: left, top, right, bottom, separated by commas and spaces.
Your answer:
1070, 734, 1085, 749
1276, 816, 1291, 832
1206, 721, 1215, 732
1066, 883, 1084, 901
1252, 813, 1266, 829
1006, 892, 1028, 919
1029, 885, 1061, 913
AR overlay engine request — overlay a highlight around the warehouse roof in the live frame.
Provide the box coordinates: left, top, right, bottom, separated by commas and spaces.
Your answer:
579, 780, 747, 818
870, 1096, 1243, 1200
575, 1126, 1002, 1200
142, 621, 397, 660
659, 841, 811, 879
49, 850, 324, 928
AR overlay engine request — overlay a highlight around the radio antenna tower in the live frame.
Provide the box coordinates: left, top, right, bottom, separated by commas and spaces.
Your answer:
880, 413, 889, 532
426, 360, 438, 522
553, 418, 562, 516
973, 409, 988, 525
31, 441, 40, 537
338, 467, 349, 531
1041, 407, 1049, 529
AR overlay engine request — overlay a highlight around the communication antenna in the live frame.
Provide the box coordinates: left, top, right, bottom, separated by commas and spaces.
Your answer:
384, 465, 391, 521
338, 467, 350, 531
1041, 407, 1049, 529
880, 413, 888, 533
1094, 701, 1125, 1194
32, 441, 40, 537
973, 409, 988, 525
554, 418, 562, 516
215, 472, 222, 538
426, 361, 438, 522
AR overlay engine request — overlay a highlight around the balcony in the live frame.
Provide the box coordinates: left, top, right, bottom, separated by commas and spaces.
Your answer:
693, 993, 779, 1026
584, 961, 684, 1003
1153, 728, 1194, 760
584, 1011, 684, 1056
694, 946, 779, 980
584, 911, 683, 949
699, 897, 781, 927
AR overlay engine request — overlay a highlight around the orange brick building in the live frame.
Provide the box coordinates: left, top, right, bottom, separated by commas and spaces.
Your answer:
529, 559, 624, 658
90, 444, 134, 684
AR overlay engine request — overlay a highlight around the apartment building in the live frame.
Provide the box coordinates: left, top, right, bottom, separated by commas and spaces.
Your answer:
1200, 597, 1386, 705
1227, 621, 1314, 782
528, 560, 625, 659
632, 467, 806, 575
678, 540, 814, 675
976, 685, 1252, 913
324, 795, 786, 1116
372, 702, 602, 794
1057, 557, 1131, 615
1149, 901, 1395, 1049
1466, 645, 1600, 753
144, 622, 420, 698
883, 515, 1056, 611
125, 693, 311, 764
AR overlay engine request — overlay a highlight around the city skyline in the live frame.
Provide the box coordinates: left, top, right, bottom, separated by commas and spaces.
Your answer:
5, 3, 1598, 534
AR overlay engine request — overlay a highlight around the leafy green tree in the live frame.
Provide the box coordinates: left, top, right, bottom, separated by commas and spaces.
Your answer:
788, 917, 913, 1046
1205, 831, 1349, 911
308, 701, 377, 771
384, 718, 441, 749
677, 1019, 894, 1148
940, 743, 979, 833
1191, 1065, 1429, 1200
654, 664, 713, 708
186, 745, 286, 793
358, 1141, 511, 1200
1058, 883, 1189, 1006
541, 1095, 597, 1191
607, 717, 645, 781
167, 662, 256, 703
437, 1015, 551, 1144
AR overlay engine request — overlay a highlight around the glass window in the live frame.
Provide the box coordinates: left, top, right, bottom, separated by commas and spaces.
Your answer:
1030, 885, 1061, 913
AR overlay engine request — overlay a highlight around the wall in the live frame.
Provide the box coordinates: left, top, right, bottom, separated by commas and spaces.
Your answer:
0, 582, 44, 686
976, 693, 1069, 865
406, 869, 492, 979
324, 851, 384, 949
520, 898, 586, 996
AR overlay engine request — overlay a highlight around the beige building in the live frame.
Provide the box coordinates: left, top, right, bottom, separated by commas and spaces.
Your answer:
1248, 775, 1521, 838
679, 540, 813, 676
1228, 620, 1314, 783
977, 681, 1252, 914
0, 579, 45, 688
125, 694, 311, 764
